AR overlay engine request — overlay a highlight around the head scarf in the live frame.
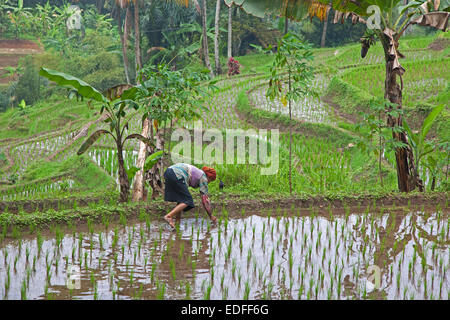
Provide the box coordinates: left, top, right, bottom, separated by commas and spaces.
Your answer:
202, 166, 216, 181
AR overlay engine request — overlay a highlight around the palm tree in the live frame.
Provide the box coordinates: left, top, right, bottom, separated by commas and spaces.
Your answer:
224, 0, 449, 193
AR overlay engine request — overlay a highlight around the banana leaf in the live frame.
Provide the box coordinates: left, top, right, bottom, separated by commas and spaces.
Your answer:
39, 67, 108, 104
77, 130, 113, 155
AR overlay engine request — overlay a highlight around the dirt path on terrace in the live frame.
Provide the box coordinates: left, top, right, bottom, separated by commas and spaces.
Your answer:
0, 39, 42, 84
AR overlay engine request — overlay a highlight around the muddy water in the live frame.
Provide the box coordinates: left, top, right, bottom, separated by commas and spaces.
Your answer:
0, 208, 448, 300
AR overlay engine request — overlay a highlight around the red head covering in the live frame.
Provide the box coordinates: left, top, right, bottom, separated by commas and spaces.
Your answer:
202, 166, 216, 181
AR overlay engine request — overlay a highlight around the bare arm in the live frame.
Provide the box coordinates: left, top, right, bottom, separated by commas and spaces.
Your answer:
201, 194, 216, 222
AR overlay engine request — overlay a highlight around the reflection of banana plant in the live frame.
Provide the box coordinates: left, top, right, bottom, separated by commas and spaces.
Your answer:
39, 67, 157, 203
403, 104, 445, 192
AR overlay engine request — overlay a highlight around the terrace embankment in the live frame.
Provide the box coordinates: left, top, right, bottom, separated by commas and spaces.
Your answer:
0, 39, 42, 84
0, 192, 447, 232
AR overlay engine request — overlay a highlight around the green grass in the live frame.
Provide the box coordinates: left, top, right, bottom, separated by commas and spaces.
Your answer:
0, 96, 98, 141
0, 33, 448, 211
340, 58, 449, 108
235, 53, 274, 74
0, 155, 116, 200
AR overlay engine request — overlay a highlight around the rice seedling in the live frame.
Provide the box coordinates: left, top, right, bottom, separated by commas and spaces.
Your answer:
157, 281, 166, 300
20, 278, 27, 300
243, 280, 250, 300
269, 248, 275, 272
169, 258, 176, 281
222, 286, 228, 300
4, 265, 10, 293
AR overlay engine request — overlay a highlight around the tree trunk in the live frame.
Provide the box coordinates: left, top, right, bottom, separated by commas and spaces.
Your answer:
288, 72, 292, 195
97, 0, 103, 14
381, 37, 422, 192
431, 175, 436, 191
284, 17, 289, 35
320, 14, 328, 47
227, 4, 232, 58
117, 8, 131, 84
131, 118, 150, 202
117, 141, 130, 203
145, 125, 165, 199
201, 0, 213, 76
134, 0, 143, 76
214, 0, 222, 75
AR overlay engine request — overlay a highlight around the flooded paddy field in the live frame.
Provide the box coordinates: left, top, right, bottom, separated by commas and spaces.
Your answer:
0, 205, 448, 300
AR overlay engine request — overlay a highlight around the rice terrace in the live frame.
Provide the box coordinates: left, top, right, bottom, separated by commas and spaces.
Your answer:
0, 0, 449, 304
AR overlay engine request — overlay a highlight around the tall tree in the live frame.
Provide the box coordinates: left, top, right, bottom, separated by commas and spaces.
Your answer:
224, 0, 449, 193
227, 2, 233, 58
132, 0, 193, 202
320, 5, 330, 47
214, 0, 222, 75
133, 0, 142, 72
201, 0, 213, 76
115, 0, 131, 84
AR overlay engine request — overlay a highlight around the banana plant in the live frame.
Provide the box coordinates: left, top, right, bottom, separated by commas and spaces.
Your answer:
126, 150, 163, 185
35, 1, 55, 37
3, 0, 32, 39
403, 104, 445, 192
39, 67, 157, 202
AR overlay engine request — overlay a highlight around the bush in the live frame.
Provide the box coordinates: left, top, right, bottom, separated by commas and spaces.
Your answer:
0, 83, 17, 112
0, 90, 8, 112
15, 56, 41, 106
36, 31, 126, 92
227, 57, 241, 76
73, 51, 126, 91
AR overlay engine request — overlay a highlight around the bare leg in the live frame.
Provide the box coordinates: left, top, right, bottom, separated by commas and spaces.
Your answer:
164, 203, 187, 228
175, 211, 182, 224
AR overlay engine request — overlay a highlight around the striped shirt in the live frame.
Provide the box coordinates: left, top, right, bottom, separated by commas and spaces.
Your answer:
169, 163, 209, 195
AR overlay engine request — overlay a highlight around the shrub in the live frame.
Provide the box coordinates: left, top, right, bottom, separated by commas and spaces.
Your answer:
227, 57, 241, 76
0, 90, 8, 112
0, 83, 17, 112
15, 56, 41, 106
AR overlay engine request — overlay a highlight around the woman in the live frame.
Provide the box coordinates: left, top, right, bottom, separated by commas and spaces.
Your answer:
163, 163, 217, 228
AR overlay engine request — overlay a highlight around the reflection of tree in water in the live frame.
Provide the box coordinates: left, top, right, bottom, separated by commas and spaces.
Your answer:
351, 206, 448, 299
111, 217, 212, 299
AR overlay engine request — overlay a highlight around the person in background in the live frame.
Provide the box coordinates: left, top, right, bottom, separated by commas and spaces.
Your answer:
163, 163, 217, 228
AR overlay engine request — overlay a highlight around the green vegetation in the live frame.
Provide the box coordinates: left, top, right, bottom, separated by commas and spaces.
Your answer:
0, 0, 448, 302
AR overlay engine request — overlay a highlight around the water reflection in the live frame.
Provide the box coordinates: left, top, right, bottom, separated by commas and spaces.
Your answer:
0, 208, 448, 300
